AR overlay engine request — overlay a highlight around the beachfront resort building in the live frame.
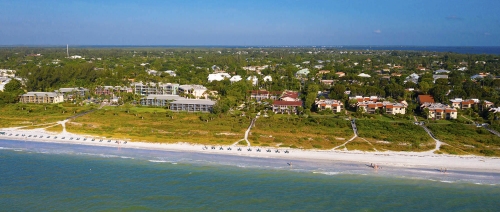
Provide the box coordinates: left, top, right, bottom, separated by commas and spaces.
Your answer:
315, 99, 344, 113
133, 82, 179, 95
140, 95, 185, 107
169, 99, 216, 113
449, 98, 495, 110
19, 92, 64, 104
95, 86, 133, 96
421, 103, 458, 120
356, 100, 407, 115
249, 90, 281, 102
54, 87, 89, 100
272, 91, 303, 114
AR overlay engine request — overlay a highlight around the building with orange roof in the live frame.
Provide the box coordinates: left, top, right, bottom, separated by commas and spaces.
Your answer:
356, 100, 407, 115
422, 103, 457, 119
315, 99, 344, 113
449, 98, 495, 110
417, 95, 435, 105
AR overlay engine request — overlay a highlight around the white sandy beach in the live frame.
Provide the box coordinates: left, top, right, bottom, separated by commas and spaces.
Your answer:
1, 126, 500, 173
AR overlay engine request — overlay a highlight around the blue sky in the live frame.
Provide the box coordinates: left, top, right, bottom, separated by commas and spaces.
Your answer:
0, 0, 499, 46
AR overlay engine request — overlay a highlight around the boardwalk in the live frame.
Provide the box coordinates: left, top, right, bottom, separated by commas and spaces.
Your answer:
483, 125, 500, 137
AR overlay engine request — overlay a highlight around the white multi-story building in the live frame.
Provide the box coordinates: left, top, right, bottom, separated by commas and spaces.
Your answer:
315, 99, 344, 113
19, 92, 64, 104
421, 103, 457, 119
133, 82, 179, 95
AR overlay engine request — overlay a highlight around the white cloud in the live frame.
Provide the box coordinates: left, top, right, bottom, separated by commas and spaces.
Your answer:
373, 29, 381, 34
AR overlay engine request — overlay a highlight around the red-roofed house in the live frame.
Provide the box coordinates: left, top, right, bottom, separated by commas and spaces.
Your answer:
280, 91, 300, 101
417, 95, 435, 105
272, 90, 302, 114
449, 98, 494, 110
272, 100, 303, 114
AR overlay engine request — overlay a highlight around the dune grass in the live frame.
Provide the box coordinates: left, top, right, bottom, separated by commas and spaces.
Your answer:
0, 103, 92, 128
426, 123, 500, 156
45, 124, 63, 133
66, 106, 247, 145
355, 120, 435, 152
249, 115, 354, 149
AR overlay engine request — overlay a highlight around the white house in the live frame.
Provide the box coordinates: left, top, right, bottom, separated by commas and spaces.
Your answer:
314, 65, 324, 69
404, 73, 419, 84
295, 68, 310, 78
263, 75, 272, 82
0, 78, 11, 91
208, 73, 231, 82
165, 70, 176, 77
146, 69, 158, 76
247, 76, 258, 86
0, 69, 16, 77
178, 85, 207, 99
358, 73, 371, 78
69, 55, 82, 59
230, 75, 242, 83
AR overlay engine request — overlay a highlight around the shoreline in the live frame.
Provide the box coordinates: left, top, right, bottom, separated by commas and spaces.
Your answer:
1, 127, 500, 174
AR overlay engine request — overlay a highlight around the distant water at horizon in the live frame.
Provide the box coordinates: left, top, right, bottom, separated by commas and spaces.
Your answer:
3, 45, 500, 55
1, 139, 500, 211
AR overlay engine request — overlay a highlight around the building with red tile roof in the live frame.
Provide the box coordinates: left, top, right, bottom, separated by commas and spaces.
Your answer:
421, 103, 457, 119
417, 95, 435, 105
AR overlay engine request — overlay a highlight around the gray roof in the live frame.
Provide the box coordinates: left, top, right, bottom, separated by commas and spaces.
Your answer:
434, 69, 450, 74
56, 87, 88, 92
171, 99, 216, 105
178, 84, 207, 90
133, 82, 180, 87
143, 95, 186, 100
23, 92, 60, 97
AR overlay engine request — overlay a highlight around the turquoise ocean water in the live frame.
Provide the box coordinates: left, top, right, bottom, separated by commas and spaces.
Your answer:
1, 139, 500, 211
